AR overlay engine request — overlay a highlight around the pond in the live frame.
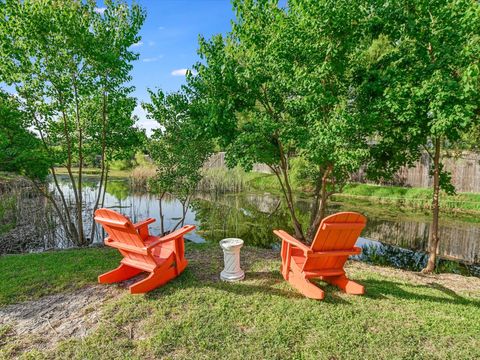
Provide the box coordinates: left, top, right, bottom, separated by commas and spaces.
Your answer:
3, 176, 480, 276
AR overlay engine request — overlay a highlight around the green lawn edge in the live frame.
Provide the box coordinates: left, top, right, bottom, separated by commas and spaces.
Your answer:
1, 245, 479, 359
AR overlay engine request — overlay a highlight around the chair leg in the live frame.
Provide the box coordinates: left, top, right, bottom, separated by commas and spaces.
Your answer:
98, 264, 142, 284
323, 274, 365, 295
176, 258, 188, 275
288, 270, 325, 300
129, 256, 177, 294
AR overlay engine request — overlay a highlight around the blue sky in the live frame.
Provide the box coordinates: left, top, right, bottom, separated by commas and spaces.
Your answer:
3, 1, 287, 134
118, 0, 236, 133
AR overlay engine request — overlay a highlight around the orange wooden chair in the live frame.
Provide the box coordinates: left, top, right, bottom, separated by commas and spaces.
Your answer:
274, 211, 366, 300
94, 208, 195, 294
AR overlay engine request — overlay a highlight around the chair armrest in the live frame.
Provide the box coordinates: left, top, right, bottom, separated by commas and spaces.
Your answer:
273, 230, 311, 254
133, 218, 156, 229
147, 225, 196, 250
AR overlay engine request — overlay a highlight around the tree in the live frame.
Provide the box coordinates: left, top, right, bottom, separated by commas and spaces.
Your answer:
144, 90, 213, 235
187, 0, 371, 242
0, 90, 49, 179
0, 0, 145, 246
354, 0, 480, 272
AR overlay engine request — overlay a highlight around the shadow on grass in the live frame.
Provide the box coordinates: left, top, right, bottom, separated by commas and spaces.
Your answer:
137, 267, 480, 308
142, 268, 354, 304
362, 279, 480, 307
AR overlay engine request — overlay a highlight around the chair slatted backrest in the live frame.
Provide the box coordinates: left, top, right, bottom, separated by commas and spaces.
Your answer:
94, 208, 156, 268
303, 212, 367, 272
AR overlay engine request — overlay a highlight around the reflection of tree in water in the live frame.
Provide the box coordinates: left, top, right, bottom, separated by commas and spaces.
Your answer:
359, 243, 480, 277
191, 193, 300, 248
105, 180, 130, 201
363, 217, 480, 264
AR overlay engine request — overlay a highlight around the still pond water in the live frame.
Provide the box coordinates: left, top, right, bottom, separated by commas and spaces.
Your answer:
53, 177, 480, 276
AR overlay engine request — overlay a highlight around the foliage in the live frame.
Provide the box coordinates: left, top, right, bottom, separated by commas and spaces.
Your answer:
198, 167, 248, 193
145, 90, 213, 198
0, 90, 49, 179
144, 90, 214, 233
0, 0, 146, 245
188, 0, 375, 242
354, 0, 480, 271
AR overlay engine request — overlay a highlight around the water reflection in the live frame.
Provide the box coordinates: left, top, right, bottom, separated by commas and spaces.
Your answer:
3, 176, 479, 276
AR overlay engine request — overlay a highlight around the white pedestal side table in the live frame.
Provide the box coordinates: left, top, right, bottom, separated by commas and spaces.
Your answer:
219, 238, 245, 281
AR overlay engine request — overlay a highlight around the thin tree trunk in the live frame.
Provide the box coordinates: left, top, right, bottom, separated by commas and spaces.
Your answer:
270, 164, 305, 241
100, 165, 110, 208
89, 86, 108, 242
306, 165, 332, 243
59, 107, 81, 245
158, 191, 165, 235
423, 137, 441, 273
172, 195, 191, 231
72, 74, 85, 245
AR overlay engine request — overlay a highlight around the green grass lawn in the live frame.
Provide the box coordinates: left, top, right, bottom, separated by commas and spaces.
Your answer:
1, 244, 479, 359
0, 247, 120, 306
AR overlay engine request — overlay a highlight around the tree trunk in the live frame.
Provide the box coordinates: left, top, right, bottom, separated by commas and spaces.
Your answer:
306, 165, 332, 243
158, 192, 165, 235
423, 137, 441, 273
72, 73, 85, 246
89, 86, 108, 242
271, 165, 305, 241
276, 142, 305, 241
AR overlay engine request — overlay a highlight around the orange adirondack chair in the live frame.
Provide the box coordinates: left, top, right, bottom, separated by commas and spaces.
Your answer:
274, 211, 366, 300
94, 208, 195, 294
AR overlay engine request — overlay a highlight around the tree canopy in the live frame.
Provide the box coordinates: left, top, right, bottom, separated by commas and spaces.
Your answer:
0, 0, 146, 245
186, 0, 375, 242
0, 90, 49, 179
144, 89, 214, 233
353, 0, 480, 271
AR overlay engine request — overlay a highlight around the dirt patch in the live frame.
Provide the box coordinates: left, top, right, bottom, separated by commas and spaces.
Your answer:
0, 285, 121, 353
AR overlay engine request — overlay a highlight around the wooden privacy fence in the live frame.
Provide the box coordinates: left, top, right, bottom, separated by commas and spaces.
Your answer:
353, 151, 480, 193
204, 151, 480, 193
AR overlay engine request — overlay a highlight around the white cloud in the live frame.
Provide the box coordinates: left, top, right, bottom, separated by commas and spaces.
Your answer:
171, 68, 197, 76
148, 41, 155, 46
94, 7, 106, 14
158, 26, 165, 30
142, 55, 163, 63
171, 68, 188, 76
132, 41, 143, 47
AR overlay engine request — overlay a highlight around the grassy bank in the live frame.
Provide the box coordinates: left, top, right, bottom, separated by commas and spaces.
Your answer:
244, 172, 480, 214
1, 245, 479, 359
53, 167, 132, 178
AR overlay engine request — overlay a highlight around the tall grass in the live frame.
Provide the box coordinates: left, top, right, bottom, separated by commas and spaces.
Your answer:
197, 167, 251, 193
129, 165, 157, 190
